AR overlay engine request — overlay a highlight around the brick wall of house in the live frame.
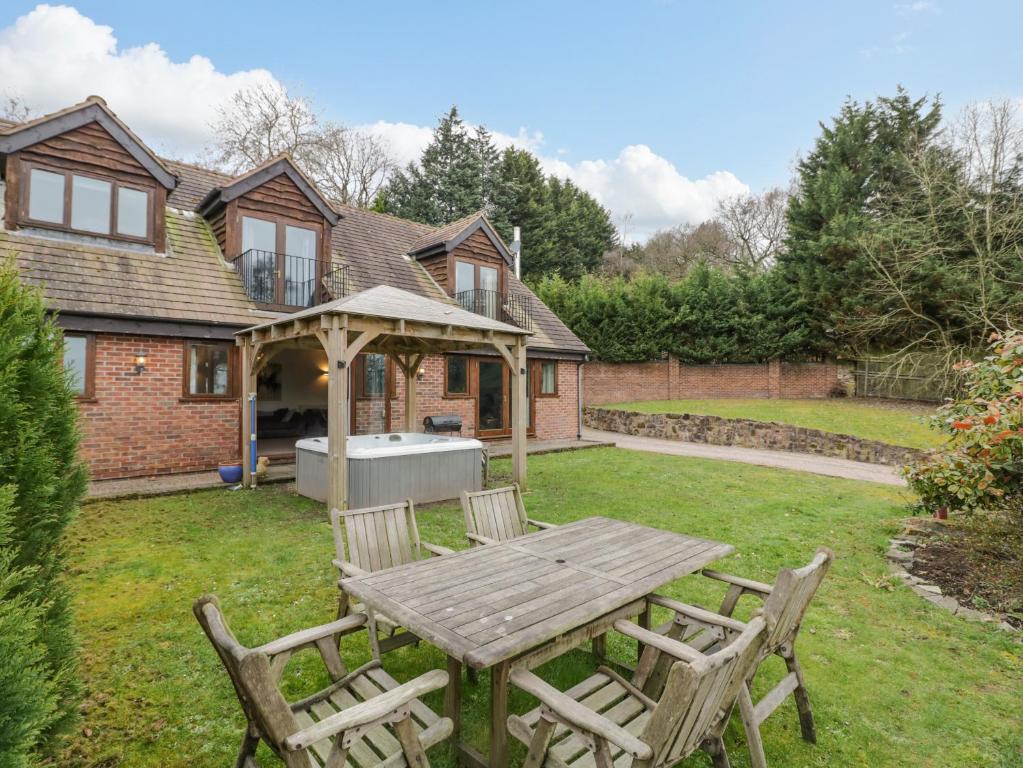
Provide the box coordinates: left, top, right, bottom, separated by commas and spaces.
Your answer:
388, 354, 580, 440
583, 357, 846, 405
78, 334, 240, 480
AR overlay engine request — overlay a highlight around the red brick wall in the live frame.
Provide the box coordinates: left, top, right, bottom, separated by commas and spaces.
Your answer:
77, 334, 240, 480
583, 357, 844, 404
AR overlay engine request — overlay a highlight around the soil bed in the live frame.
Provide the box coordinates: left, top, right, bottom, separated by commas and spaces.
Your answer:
907, 516, 1023, 629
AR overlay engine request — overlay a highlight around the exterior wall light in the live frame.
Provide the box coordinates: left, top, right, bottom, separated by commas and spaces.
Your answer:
133, 351, 148, 375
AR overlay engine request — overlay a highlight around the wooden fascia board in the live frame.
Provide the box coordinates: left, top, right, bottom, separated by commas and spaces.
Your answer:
0, 103, 177, 189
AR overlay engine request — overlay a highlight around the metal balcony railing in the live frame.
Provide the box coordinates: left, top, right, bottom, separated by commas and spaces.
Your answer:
232, 249, 350, 308
454, 288, 533, 331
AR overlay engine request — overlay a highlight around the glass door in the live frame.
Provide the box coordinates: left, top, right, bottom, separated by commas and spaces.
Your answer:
477, 359, 506, 436
241, 216, 277, 303
479, 265, 499, 319
285, 225, 317, 306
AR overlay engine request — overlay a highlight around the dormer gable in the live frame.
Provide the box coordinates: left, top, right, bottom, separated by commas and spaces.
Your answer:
197, 155, 341, 310
410, 213, 515, 300
0, 96, 177, 250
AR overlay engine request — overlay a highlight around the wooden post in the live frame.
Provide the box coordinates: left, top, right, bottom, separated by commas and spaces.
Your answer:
512, 338, 528, 491
240, 338, 252, 489
404, 357, 417, 433
326, 317, 349, 510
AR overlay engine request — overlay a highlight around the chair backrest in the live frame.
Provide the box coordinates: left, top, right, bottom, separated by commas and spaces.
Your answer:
461, 484, 528, 542
760, 547, 834, 651
193, 596, 304, 763
331, 500, 422, 573
643, 616, 767, 765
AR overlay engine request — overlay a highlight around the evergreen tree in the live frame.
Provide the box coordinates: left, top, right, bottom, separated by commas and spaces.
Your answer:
0, 257, 86, 761
779, 87, 943, 354
376, 108, 616, 281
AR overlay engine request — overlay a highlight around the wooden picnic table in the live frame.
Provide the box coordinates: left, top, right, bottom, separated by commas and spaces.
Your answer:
340, 516, 734, 768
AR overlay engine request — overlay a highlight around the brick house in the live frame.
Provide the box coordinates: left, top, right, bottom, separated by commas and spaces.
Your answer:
0, 96, 589, 480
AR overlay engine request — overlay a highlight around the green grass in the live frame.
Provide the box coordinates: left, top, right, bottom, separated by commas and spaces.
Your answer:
62, 449, 1022, 767
607, 398, 945, 450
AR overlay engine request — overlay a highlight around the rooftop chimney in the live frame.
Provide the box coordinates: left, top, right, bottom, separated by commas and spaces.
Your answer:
511, 226, 521, 280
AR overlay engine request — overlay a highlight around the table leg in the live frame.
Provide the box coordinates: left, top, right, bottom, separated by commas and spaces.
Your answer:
490, 660, 511, 768
592, 632, 607, 664
638, 604, 651, 660
445, 655, 462, 743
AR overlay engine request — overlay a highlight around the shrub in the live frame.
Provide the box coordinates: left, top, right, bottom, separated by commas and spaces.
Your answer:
905, 330, 1023, 520
0, 257, 87, 762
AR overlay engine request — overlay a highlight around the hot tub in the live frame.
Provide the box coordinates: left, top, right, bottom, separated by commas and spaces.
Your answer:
294, 433, 483, 507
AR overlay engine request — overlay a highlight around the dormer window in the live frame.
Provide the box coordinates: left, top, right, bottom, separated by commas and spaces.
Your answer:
23, 165, 153, 242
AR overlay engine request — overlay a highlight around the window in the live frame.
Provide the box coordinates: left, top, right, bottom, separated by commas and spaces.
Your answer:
116, 187, 149, 238
286, 225, 317, 259
28, 169, 64, 223
63, 333, 94, 398
70, 175, 112, 233
184, 342, 234, 398
445, 356, 469, 396
539, 361, 557, 396
24, 165, 153, 242
362, 354, 386, 398
242, 216, 277, 253
455, 260, 475, 294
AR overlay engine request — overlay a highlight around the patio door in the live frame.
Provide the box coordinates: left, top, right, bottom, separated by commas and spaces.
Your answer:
475, 359, 535, 438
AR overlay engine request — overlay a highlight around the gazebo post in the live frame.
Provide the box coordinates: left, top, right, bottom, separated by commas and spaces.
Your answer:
326, 316, 349, 510
240, 337, 252, 489
512, 337, 528, 490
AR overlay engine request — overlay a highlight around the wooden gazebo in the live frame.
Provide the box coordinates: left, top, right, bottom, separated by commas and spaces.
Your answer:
234, 285, 532, 509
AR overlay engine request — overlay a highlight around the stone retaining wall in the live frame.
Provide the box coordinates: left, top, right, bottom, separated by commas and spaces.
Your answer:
585, 406, 922, 466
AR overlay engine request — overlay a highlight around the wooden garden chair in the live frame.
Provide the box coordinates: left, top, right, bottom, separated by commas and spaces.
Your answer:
330, 500, 455, 658
193, 595, 453, 768
507, 614, 768, 768
645, 547, 834, 768
460, 484, 556, 546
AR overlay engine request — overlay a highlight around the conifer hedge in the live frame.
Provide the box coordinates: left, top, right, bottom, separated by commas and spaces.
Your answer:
532, 265, 815, 363
0, 258, 86, 765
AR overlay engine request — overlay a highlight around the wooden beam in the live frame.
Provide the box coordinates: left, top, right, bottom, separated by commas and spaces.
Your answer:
404, 353, 421, 432
511, 338, 528, 491
326, 317, 349, 511
342, 330, 379, 365
493, 342, 516, 370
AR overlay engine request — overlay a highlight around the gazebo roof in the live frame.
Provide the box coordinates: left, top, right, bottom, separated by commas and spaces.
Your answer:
237, 285, 531, 338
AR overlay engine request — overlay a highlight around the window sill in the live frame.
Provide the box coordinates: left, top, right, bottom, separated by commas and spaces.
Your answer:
74, 396, 98, 404
179, 396, 239, 403
442, 393, 473, 400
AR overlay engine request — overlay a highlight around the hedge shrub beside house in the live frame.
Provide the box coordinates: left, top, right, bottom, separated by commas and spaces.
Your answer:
0, 258, 87, 764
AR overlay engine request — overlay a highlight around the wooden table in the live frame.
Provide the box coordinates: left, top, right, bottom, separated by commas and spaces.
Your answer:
340, 516, 734, 768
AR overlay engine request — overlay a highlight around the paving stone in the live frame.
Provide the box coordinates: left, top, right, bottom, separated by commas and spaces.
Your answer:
954, 606, 992, 622
915, 583, 942, 595
887, 549, 914, 563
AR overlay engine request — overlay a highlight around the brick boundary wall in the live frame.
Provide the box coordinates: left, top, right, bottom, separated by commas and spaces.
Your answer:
583, 357, 852, 405
584, 406, 922, 466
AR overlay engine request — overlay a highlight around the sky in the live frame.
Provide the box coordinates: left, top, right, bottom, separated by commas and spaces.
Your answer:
1, 1, 1021, 242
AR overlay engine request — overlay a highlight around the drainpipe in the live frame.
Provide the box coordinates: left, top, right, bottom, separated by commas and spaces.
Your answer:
577, 359, 585, 439
511, 226, 522, 280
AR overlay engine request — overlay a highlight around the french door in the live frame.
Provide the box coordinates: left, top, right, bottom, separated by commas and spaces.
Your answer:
475, 359, 534, 438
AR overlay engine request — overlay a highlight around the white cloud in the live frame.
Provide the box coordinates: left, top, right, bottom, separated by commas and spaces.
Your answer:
542, 146, 748, 243
0, 4, 747, 242
0, 4, 279, 157
895, 1, 937, 14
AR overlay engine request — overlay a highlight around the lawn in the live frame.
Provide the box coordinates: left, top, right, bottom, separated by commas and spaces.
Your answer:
61, 448, 1022, 767
606, 398, 944, 450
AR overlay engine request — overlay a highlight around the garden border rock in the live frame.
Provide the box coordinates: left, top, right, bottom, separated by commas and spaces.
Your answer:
584, 407, 922, 466
886, 518, 1019, 633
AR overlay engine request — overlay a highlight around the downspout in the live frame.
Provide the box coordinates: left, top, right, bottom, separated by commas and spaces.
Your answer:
577, 357, 586, 440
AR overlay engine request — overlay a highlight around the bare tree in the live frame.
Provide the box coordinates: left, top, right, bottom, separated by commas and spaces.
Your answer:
619, 219, 734, 278
205, 82, 395, 208
0, 95, 32, 123
715, 185, 790, 270
851, 99, 1023, 380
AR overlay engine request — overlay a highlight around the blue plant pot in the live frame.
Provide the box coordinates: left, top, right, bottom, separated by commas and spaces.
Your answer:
218, 463, 243, 483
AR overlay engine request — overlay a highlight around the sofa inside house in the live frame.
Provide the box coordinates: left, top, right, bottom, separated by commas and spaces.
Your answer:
257, 408, 328, 439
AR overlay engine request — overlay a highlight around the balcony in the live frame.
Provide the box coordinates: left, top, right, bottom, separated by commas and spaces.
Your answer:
454, 288, 533, 331
232, 249, 349, 308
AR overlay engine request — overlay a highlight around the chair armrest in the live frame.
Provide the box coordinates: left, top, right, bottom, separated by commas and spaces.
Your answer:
508, 668, 653, 760
647, 594, 748, 633
254, 613, 367, 656
284, 669, 449, 751
467, 532, 499, 546
701, 569, 773, 596
613, 620, 706, 664
334, 559, 370, 578
422, 541, 456, 557
527, 519, 557, 530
